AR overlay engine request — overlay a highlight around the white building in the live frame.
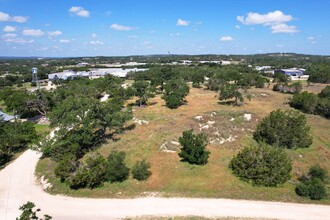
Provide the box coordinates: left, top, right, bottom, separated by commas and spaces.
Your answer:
48, 68, 148, 81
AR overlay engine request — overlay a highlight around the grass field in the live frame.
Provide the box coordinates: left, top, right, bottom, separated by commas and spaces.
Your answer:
36, 82, 330, 204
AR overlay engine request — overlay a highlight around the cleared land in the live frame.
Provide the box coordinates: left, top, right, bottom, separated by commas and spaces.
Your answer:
36, 83, 330, 204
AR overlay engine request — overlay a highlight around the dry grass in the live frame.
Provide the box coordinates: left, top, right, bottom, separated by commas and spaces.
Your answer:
36, 85, 330, 204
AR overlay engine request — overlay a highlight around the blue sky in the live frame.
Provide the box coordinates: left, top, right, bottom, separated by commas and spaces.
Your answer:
0, 0, 329, 57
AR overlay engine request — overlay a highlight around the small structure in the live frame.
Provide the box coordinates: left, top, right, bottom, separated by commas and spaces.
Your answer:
276, 68, 305, 77
0, 110, 16, 122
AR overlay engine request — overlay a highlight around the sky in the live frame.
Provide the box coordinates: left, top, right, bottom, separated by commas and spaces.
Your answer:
0, 0, 329, 57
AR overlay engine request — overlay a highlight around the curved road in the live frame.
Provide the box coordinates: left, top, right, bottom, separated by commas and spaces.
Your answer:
1, 150, 329, 220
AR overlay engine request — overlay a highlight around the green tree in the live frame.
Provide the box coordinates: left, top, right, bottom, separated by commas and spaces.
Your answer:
162, 79, 189, 109
178, 130, 210, 165
0, 121, 38, 166
106, 151, 130, 182
131, 160, 152, 181
219, 83, 243, 106
16, 201, 52, 220
229, 145, 292, 187
191, 71, 204, 87
132, 80, 154, 106
253, 109, 312, 149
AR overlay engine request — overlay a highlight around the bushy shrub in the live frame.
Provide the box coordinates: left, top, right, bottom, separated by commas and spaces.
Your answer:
290, 91, 319, 114
319, 86, 330, 99
295, 165, 328, 200
178, 130, 210, 165
253, 109, 312, 149
290, 89, 330, 118
106, 151, 130, 183
316, 98, 330, 118
54, 155, 77, 182
229, 145, 292, 187
296, 178, 327, 200
273, 82, 302, 94
69, 153, 108, 189
309, 165, 328, 181
131, 160, 152, 181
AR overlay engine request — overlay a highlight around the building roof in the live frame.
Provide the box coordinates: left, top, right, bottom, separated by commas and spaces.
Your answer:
0, 111, 16, 122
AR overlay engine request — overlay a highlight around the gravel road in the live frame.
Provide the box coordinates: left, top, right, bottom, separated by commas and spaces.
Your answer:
1, 150, 329, 220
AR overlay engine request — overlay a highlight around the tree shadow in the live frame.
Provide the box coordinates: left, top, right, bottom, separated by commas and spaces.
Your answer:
218, 100, 236, 105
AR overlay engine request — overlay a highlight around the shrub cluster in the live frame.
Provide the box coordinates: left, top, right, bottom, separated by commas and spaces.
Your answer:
230, 109, 314, 188
229, 145, 292, 187
295, 165, 328, 200
55, 151, 152, 189
253, 109, 312, 149
290, 86, 330, 118
273, 82, 302, 94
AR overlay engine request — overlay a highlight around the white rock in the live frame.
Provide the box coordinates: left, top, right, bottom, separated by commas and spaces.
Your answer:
219, 138, 226, 145
201, 124, 210, 130
100, 94, 109, 102
211, 112, 217, 117
244, 113, 252, 121
133, 118, 149, 125
194, 116, 203, 121
230, 118, 235, 121
207, 121, 216, 126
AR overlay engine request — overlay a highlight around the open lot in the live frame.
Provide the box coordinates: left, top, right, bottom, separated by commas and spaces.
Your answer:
36, 83, 330, 204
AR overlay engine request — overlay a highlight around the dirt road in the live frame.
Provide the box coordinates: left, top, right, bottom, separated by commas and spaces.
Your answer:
0, 150, 329, 220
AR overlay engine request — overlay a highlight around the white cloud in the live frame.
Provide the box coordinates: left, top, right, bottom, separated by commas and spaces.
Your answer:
220, 36, 234, 41
5, 38, 34, 44
271, 23, 299, 33
0, 11, 28, 23
60, 39, 70, 44
177, 18, 189, 26
22, 29, 44, 37
237, 10, 293, 25
276, 44, 285, 48
11, 16, 28, 23
110, 24, 134, 31
3, 25, 16, 32
68, 6, 90, 17
308, 36, 317, 44
2, 33, 17, 38
128, 35, 139, 38
92, 33, 97, 38
90, 40, 104, 45
36, 47, 48, 51
48, 31, 62, 37
235, 25, 240, 29
0, 11, 10, 21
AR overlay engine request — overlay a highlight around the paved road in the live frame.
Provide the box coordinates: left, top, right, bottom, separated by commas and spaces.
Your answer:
1, 150, 329, 220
